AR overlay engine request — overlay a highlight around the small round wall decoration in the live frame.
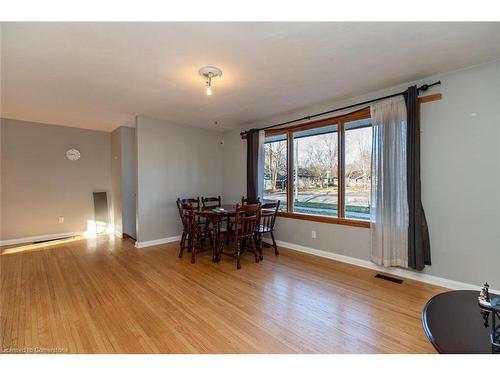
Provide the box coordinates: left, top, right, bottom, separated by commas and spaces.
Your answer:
66, 148, 81, 161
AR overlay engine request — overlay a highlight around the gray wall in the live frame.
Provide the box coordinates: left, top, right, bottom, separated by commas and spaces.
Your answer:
222, 128, 247, 204
110, 126, 137, 238
120, 127, 137, 238
111, 128, 123, 234
0, 118, 112, 240
136, 116, 224, 243
222, 60, 500, 287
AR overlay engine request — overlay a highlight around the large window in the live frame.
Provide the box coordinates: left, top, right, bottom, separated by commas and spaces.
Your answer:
263, 134, 288, 211
293, 124, 339, 217
344, 118, 372, 221
263, 108, 372, 226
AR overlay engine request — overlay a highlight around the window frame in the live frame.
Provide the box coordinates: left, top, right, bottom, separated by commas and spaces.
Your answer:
264, 107, 371, 228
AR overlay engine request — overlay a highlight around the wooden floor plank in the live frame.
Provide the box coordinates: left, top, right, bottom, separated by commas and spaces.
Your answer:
0, 235, 444, 353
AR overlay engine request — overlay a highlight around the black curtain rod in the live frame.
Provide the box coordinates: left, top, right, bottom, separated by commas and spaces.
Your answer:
241, 81, 441, 136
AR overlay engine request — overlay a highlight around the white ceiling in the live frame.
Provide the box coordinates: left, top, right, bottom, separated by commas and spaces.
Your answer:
2, 22, 500, 132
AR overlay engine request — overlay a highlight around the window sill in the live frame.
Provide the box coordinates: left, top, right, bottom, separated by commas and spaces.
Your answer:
276, 211, 371, 228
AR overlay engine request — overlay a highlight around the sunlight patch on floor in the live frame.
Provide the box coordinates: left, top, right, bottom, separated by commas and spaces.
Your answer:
1, 235, 86, 255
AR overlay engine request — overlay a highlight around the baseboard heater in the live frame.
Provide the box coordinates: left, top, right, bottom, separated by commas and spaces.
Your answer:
375, 273, 404, 284
33, 236, 74, 244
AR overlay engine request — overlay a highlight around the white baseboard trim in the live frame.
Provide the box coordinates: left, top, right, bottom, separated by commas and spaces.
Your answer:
135, 235, 181, 249
0, 232, 82, 246
276, 240, 499, 294
114, 231, 123, 238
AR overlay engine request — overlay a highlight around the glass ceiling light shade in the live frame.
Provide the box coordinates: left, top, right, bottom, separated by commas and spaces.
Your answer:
199, 66, 222, 96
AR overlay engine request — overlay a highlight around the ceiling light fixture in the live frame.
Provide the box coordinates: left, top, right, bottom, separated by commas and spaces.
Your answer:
199, 66, 223, 96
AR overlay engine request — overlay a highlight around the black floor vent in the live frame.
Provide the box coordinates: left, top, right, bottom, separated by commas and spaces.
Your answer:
375, 273, 404, 284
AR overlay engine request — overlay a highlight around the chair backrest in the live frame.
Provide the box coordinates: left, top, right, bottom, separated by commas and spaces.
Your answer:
179, 202, 198, 231
260, 201, 280, 230
202, 196, 221, 208
176, 198, 188, 229
177, 199, 197, 229
181, 197, 200, 209
234, 203, 261, 239
241, 196, 261, 206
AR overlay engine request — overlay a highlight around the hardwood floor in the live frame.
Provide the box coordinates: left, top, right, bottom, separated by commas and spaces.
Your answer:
0, 234, 444, 353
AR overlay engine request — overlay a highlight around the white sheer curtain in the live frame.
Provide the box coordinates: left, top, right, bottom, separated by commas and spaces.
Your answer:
370, 96, 409, 268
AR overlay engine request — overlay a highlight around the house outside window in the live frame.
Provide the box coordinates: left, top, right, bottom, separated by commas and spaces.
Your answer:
263, 108, 372, 227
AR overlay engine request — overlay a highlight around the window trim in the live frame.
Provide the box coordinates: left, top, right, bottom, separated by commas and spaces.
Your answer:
277, 211, 370, 228
265, 107, 370, 136
264, 107, 372, 228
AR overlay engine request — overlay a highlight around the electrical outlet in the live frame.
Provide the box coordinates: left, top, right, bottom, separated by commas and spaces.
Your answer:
311, 230, 317, 239
58, 216, 64, 224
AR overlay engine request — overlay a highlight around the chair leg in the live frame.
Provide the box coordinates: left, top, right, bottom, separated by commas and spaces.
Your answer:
190, 235, 196, 264
179, 232, 186, 258
270, 231, 279, 255
203, 220, 209, 243
257, 235, 263, 261
209, 229, 216, 262
256, 232, 262, 251
235, 240, 241, 270
226, 221, 232, 244
250, 237, 260, 263
253, 233, 262, 259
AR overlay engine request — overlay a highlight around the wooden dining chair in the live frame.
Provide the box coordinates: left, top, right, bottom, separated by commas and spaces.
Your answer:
176, 198, 192, 256
219, 203, 261, 269
181, 197, 200, 209
202, 195, 229, 234
254, 201, 280, 255
201, 196, 221, 208
178, 202, 214, 264
181, 196, 206, 227
241, 196, 260, 205
227, 196, 260, 241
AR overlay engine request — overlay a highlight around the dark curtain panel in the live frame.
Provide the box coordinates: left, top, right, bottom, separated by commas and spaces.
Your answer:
405, 85, 431, 270
246, 129, 259, 202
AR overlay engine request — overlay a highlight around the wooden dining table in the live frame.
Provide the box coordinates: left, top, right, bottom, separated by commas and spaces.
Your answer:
194, 204, 273, 262
194, 204, 237, 262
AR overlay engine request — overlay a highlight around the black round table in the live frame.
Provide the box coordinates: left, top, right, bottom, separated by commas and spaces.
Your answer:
422, 290, 498, 354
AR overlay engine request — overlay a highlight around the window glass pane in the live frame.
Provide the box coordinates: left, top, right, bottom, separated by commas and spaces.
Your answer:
293, 124, 338, 217
344, 118, 372, 220
263, 134, 287, 211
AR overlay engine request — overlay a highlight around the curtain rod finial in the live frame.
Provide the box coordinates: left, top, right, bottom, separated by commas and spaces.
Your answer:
418, 81, 441, 92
